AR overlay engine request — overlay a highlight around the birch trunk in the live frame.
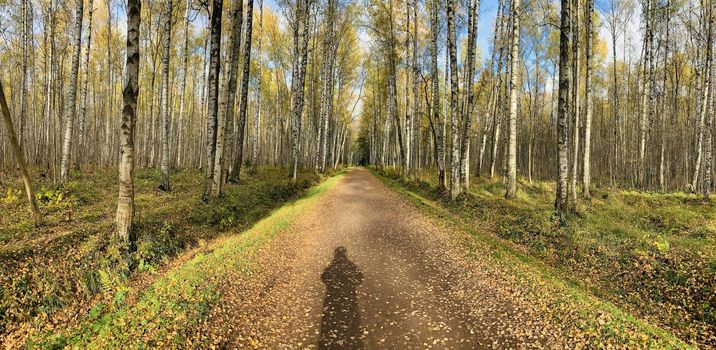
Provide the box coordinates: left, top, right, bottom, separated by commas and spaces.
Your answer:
230, 0, 255, 181
692, 5, 712, 192
460, 0, 480, 190
570, 0, 581, 207
490, 0, 507, 179
611, 15, 619, 186
447, 0, 460, 199
404, 0, 412, 174
60, 0, 84, 181
638, 0, 652, 187
704, 2, 714, 200
213, 0, 243, 195
659, 0, 671, 191
116, 0, 140, 243
505, 0, 521, 199
411, 0, 420, 176
431, 0, 446, 188
290, 0, 311, 182
252, 0, 264, 166
20, 0, 29, 152
317, 0, 337, 172
388, 0, 406, 174
78, 0, 94, 171
159, 0, 173, 192
556, 0, 571, 216
105, 0, 113, 167
582, 0, 593, 198
176, 0, 191, 167
202, 0, 223, 201
1, 81, 42, 226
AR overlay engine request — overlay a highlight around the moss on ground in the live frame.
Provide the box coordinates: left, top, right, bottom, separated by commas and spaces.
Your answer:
0, 167, 338, 348
29, 173, 344, 349
372, 167, 712, 348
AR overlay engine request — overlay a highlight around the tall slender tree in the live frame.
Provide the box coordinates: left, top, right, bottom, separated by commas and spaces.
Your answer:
387, 0, 406, 174
460, 0, 480, 192
410, 0, 420, 178
202, 0, 223, 201
490, 0, 507, 179
78, 0, 94, 170
1, 81, 42, 226
176, 0, 192, 167
213, 0, 243, 195
570, 0, 581, 207
505, 0, 522, 198
556, 0, 572, 215
290, 0, 311, 182
230, 0, 255, 181
431, 0, 446, 188
703, 0, 714, 200
317, 0, 337, 173
583, 0, 594, 198
59, 0, 84, 181
19, 0, 29, 152
638, 0, 653, 187
159, 0, 173, 191
252, 0, 265, 166
447, 0, 460, 199
116, 0, 141, 243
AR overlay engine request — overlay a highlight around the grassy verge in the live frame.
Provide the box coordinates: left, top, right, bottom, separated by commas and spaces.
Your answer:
371, 167, 704, 348
0, 167, 337, 347
28, 172, 344, 349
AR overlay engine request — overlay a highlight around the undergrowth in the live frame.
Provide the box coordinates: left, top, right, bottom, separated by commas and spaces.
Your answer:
28, 172, 344, 349
373, 166, 714, 347
0, 167, 330, 347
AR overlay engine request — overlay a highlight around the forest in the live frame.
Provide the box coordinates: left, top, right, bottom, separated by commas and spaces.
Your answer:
0, 0, 714, 347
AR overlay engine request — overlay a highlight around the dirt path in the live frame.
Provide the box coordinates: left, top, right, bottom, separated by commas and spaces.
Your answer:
197, 168, 563, 349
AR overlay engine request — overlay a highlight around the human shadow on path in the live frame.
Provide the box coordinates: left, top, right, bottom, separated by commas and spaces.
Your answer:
319, 247, 364, 349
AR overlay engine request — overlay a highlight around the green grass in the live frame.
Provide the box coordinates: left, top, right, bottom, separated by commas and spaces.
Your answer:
0, 167, 334, 347
372, 167, 712, 348
30, 172, 344, 349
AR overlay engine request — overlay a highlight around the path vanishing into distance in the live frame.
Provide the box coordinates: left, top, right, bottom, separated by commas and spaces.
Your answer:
198, 168, 563, 349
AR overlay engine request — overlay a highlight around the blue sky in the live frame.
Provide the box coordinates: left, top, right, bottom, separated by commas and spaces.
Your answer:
191, 0, 638, 66
260, 0, 501, 62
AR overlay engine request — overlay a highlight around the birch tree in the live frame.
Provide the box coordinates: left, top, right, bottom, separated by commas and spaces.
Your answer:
447, 0, 460, 199
290, 0, 311, 182
116, 0, 141, 243
505, 0, 522, 199
459, 0, 480, 191
230, 0, 255, 181
703, 0, 714, 200
59, 0, 84, 181
252, 0, 265, 166
159, 0, 173, 192
556, 0, 572, 215
317, 0, 337, 173
202, 0, 223, 201
78, 0, 94, 171
387, 0, 406, 174
638, 0, 653, 187
176, 0, 192, 167
583, 0, 594, 198
570, 0, 581, 207
1, 81, 42, 226
410, 0, 420, 177
212, 0, 243, 195
431, 0, 446, 188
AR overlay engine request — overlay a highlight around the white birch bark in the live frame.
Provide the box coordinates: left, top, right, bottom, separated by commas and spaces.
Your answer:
60, 0, 84, 181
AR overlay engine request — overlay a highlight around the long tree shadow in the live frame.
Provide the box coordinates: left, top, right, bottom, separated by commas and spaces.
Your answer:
319, 247, 364, 349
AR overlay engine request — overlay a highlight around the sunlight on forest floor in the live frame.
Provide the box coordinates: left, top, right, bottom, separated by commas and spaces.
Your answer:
374, 166, 715, 346
0, 167, 332, 348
